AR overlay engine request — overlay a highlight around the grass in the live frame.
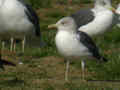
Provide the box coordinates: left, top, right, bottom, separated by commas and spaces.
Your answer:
1, 0, 120, 89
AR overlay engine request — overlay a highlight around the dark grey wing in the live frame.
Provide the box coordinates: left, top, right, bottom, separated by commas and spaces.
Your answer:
77, 31, 108, 62
18, 0, 40, 37
70, 8, 95, 29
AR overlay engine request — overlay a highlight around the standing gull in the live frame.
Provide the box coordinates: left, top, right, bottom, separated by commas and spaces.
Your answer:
48, 17, 108, 81
0, 0, 42, 52
70, 0, 116, 36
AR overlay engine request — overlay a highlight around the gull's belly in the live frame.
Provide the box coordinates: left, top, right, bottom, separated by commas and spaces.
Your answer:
55, 31, 91, 57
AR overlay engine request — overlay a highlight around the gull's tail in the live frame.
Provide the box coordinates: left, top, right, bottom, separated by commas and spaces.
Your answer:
0, 60, 16, 70
95, 54, 108, 62
100, 56, 108, 62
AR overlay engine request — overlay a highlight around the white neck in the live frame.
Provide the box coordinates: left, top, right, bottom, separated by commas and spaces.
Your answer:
58, 28, 76, 35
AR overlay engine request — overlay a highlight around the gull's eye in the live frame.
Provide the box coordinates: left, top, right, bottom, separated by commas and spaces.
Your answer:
61, 20, 70, 25
103, 1, 106, 5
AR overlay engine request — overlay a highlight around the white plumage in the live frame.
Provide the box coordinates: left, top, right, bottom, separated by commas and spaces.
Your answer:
55, 30, 91, 57
0, 0, 42, 52
0, 0, 33, 37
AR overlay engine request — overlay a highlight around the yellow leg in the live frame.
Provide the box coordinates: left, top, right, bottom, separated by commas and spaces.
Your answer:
13, 41, 16, 52
81, 60, 85, 81
22, 36, 25, 53
65, 60, 70, 81
1, 41, 5, 50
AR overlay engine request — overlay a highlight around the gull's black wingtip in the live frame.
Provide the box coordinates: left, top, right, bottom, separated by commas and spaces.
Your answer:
2, 60, 16, 66
0, 60, 16, 70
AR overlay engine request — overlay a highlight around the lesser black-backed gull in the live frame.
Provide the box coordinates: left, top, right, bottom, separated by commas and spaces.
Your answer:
48, 17, 108, 81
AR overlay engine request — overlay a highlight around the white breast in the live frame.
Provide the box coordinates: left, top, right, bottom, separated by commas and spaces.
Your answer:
55, 31, 91, 57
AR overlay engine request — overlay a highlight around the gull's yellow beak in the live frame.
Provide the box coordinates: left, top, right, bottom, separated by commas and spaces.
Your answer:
48, 24, 57, 29
109, 7, 116, 13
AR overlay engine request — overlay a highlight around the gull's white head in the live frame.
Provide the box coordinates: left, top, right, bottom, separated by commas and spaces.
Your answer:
94, 0, 115, 12
94, 0, 107, 11
101, 0, 116, 14
48, 17, 77, 32
103, 0, 112, 8
94, 0, 105, 7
